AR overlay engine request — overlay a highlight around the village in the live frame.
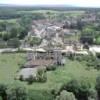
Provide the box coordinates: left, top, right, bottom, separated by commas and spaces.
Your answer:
0, 12, 100, 82
11, 15, 100, 82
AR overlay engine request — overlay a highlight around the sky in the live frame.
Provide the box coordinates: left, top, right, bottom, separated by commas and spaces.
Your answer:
0, 0, 100, 7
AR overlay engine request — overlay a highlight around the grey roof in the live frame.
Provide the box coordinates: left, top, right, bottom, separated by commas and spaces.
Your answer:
18, 68, 38, 79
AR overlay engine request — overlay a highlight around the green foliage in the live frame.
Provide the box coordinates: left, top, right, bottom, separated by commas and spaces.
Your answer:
17, 27, 28, 39
36, 67, 47, 82
88, 89, 97, 100
82, 27, 95, 36
0, 83, 7, 100
96, 75, 100, 99
96, 75, 100, 92
9, 26, 18, 38
27, 75, 35, 84
80, 27, 95, 44
75, 52, 100, 70
28, 89, 54, 100
86, 53, 100, 70
29, 37, 42, 46
6, 83, 28, 100
7, 38, 20, 48
0, 22, 6, 32
95, 37, 100, 45
0, 39, 7, 48
0, 53, 99, 100
68, 53, 75, 60
47, 65, 57, 71
2, 31, 10, 41
62, 79, 91, 100
55, 90, 76, 100
0, 97, 2, 100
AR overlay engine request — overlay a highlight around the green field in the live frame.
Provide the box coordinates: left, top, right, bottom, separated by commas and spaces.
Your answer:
0, 53, 99, 88
0, 53, 99, 99
0, 18, 18, 23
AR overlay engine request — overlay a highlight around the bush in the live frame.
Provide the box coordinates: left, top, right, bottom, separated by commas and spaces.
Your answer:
96, 75, 100, 99
0, 40, 7, 48
28, 89, 54, 100
95, 37, 100, 45
61, 79, 91, 100
75, 55, 87, 62
46, 65, 57, 71
7, 38, 20, 48
36, 67, 47, 82
55, 90, 76, 100
6, 83, 28, 100
88, 89, 97, 100
96, 75, 100, 92
19, 75, 24, 81
28, 37, 42, 46
68, 52, 75, 60
0, 84, 7, 100
27, 75, 35, 84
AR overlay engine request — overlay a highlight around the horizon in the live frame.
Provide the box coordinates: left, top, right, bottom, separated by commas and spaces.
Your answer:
0, 0, 100, 8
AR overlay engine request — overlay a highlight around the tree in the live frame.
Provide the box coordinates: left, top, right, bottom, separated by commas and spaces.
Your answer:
9, 26, 18, 38
29, 37, 42, 46
80, 27, 95, 44
6, 83, 28, 100
55, 90, 76, 100
62, 79, 91, 100
2, 31, 10, 41
18, 27, 28, 39
7, 38, 20, 48
76, 19, 84, 30
0, 84, 7, 100
88, 89, 97, 100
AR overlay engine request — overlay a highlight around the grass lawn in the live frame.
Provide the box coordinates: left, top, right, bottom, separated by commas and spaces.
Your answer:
0, 53, 99, 99
0, 53, 99, 89
0, 19, 18, 23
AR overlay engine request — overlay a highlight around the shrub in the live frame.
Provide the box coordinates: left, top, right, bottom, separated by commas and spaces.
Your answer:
0, 84, 7, 100
28, 37, 42, 46
28, 89, 54, 100
46, 65, 57, 71
61, 79, 91, 100
7, 38, 20, 48
19, 75, 24, 81
96, 75, 100, 91
88, 89, 97, 100
95, 37, 100, 45
36, 67, 47, 82
27, 75, 35, 84
96, 75, 100, 99
6, 83, 28, 100
0, 40, 7, 48
68, 52, 75, 60
55, 90, 76, 100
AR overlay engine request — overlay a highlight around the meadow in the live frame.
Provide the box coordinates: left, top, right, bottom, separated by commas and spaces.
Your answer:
0, 53, 99, 92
